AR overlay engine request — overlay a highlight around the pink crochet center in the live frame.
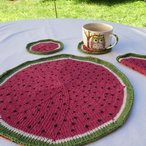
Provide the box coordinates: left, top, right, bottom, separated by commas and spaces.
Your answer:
31, 42, 59, 52
0, 59, 124, 141
120, 57, 146, 76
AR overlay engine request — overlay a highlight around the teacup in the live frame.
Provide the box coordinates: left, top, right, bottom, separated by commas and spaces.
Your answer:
82, 23, 118, 53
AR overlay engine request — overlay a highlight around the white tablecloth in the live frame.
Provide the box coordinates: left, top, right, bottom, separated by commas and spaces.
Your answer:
0, 18, 146, 146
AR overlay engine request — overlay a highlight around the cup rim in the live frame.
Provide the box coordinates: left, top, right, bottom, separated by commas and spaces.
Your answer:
83, 23, 113, 33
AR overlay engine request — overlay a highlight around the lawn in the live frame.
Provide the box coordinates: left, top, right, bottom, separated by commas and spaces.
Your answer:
0, 0, 146, 27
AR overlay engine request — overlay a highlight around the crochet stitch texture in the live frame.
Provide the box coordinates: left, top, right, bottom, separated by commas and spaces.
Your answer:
0, 54, 133, 146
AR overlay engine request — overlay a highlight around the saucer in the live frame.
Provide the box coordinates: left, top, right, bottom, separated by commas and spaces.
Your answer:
77, 41, 112, 54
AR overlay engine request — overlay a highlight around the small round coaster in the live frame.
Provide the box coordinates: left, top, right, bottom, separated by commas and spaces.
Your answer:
26, 39, 64, 55
78, 41, 112, 54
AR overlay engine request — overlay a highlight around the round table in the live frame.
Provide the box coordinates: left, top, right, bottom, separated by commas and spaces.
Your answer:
0, 18, 146, 146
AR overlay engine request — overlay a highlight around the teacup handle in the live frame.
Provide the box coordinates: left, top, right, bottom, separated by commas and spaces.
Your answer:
106, 34, 119, 49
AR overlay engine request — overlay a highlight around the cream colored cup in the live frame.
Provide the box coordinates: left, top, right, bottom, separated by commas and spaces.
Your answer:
82, 23, 118, 52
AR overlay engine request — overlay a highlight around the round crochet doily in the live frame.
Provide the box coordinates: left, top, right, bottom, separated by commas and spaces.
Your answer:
26, 39, 64, 55
0, 54, 133, 146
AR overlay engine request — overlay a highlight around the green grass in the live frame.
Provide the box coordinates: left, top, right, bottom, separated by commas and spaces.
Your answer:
0, 0, 146, 27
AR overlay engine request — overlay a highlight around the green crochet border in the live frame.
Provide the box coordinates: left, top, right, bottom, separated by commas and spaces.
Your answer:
117, 53, 146, 62
0, 54, 134, 146
26, 39, 64, 55
78, 41, 112, 55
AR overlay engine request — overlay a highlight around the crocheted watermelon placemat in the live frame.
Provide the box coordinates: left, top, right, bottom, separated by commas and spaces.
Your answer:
78, 41, 112, 54
117, 53, 146, 76
0, 54, 133, 146
26, 39, 64, 55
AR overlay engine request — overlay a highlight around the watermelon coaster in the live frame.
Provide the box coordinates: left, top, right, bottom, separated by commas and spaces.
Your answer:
0, 54, 133, 146
78, 41, 112, 54
117, 53, 146, 76
26, 39, 64, 55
